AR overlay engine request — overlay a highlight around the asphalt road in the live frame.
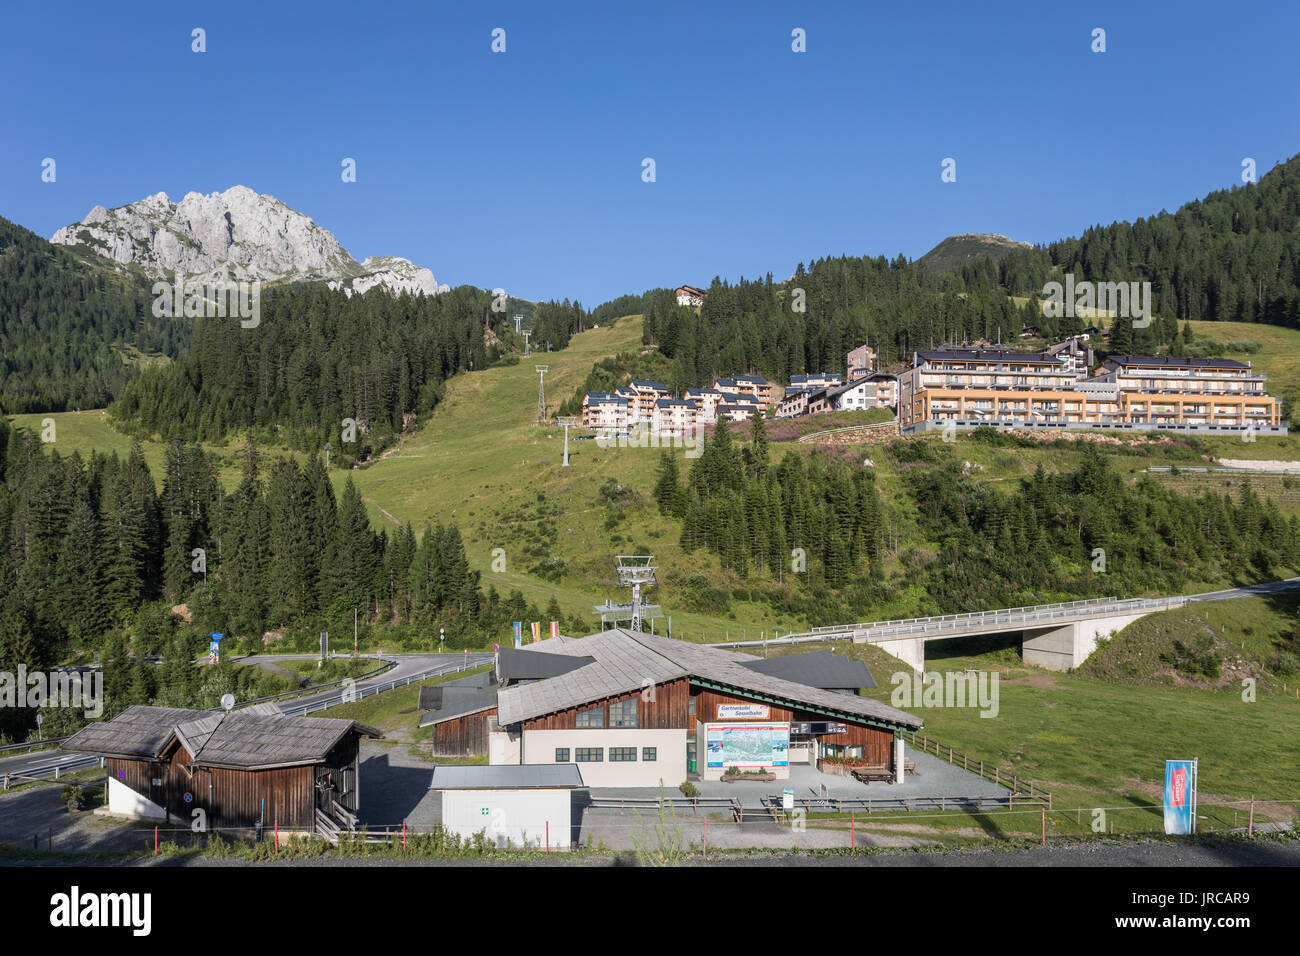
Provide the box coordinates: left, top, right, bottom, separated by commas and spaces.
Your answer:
5, 575, 1300, 784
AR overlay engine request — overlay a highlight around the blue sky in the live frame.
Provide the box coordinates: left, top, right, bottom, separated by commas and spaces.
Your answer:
2, 0, 1298, 306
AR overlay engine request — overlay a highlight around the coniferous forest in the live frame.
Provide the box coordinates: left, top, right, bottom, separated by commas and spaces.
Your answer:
0, 417, 582, 742
636, 155, 1300, 391
0, 215, 184, 414
652, 416, 1300, 627
109, 284, 589, 458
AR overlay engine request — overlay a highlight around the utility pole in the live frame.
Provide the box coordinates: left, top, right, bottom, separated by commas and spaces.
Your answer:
535, 366, 549, 424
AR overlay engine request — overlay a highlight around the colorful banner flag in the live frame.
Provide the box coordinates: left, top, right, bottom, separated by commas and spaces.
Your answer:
1163, 759, 1197, 835
550, 620, 559, 639
512, 621, 522, 648
530, 621, 540, 643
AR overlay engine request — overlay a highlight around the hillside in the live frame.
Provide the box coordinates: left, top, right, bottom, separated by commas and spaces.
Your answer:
0, 214, 182, 414
917, 233, 1034, 274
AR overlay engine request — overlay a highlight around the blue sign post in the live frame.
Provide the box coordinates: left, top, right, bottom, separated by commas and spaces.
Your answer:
209, 632, 225, 664
1163, 758, 1198, 835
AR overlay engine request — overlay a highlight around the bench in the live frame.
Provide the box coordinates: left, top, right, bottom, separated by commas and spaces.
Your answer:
850, 765, 895, 785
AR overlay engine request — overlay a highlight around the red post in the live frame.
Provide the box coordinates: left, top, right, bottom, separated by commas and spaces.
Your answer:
274, 818, 278, 853
851, 811, 855, 850
403, 820, 407, 851
703, 818, 707, 856
154, 826, 158, 856
1248, 796, 1255, 837
546, 820, 550, 853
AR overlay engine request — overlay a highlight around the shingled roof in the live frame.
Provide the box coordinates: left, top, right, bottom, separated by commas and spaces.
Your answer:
62, 703, 381, 770
60, 705, 203, 759
495, 630, 920, 731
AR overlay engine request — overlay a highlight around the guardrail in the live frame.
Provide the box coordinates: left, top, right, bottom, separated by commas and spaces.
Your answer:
0, 736, 72, 756
1, 655, 492, 786
288, 657, 492, 716
1150, 465, 1300, 475
235, 656, 398, 709
765, 793, 1036, 814
714, 594, 1186, 648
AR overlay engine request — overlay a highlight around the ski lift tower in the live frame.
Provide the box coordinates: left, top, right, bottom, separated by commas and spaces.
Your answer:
557, 415, 578, 466
522, 330, 532, 357
616, 555, 657, 632
535, 366, 549, 424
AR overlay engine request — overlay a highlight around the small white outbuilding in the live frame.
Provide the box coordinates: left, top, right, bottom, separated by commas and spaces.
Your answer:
430, 764, 584, 850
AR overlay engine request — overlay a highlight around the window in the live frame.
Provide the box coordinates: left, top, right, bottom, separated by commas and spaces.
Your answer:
608, 698, 638, 728
688, 695, 696, 716
554, 748, 570, 763
575, 748, 603, 762
576, 706, 604, 728
642, 747, 657, 762
609, 747, 637, 762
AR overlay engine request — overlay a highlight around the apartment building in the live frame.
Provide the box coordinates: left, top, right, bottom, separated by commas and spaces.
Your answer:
685, 387, 724, 423
865, 371, 898, 408
775, 388, 814, 419
898, 348, 1285, 434
847, 344, 876, 381
898, 349, 1083, 430
789, 372, 842, 391
625, 380, 671, 423
718, 393, 763, 422
715, 375, 780, 407
581, 392, 631, 430
652, 397, 699, 436
676, 285, 707, 307
1093, 355, 1281, 427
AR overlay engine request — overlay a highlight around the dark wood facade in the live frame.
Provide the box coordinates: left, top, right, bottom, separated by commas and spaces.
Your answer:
487, 679, 897, 767
431, 707, 496, 756
520, 678, 690, 731
106, 734, 361, 832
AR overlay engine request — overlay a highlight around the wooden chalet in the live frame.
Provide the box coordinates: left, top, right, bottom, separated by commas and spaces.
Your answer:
62, 703, 381, 835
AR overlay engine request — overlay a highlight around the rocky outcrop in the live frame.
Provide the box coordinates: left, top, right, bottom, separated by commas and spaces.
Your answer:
51, 185, 447, 297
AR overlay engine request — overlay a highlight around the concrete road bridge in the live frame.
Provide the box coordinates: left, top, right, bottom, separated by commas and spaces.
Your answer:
712, 577, 1300, 671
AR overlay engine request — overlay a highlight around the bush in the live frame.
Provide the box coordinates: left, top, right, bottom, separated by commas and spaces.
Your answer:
678, 781, 700, 798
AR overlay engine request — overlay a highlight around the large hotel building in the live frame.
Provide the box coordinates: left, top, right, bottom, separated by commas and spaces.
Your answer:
898, 350, 1284, 434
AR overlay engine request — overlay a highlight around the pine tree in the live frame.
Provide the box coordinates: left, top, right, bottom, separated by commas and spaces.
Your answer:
653, 451, 680, 515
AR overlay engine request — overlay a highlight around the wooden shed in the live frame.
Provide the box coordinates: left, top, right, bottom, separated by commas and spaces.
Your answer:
62, 704, 381, 835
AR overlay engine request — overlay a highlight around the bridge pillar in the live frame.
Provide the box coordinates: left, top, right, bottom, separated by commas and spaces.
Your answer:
1021, 613, 1149, 670
869, 635, 925, 671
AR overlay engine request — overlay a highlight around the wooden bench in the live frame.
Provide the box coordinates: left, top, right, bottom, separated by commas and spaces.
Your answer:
850, 765, 895, 785
905, 761, 919, 776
